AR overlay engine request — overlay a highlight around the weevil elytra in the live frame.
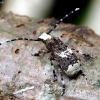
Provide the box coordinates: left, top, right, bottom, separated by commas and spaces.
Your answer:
0, 8, 88, 96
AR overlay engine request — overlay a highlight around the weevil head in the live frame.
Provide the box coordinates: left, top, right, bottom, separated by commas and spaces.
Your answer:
38, 33, 52, 41
38, 32, 63, 50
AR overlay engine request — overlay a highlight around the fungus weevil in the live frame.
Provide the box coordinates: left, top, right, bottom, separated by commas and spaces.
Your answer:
0, 8, 87, 96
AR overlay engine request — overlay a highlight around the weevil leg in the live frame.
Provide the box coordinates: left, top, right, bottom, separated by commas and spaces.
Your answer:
80, 70, 87, 80
50, 56, 57, 82
61, 83, 66, 96
33, 49, 50, 56
59, 70, 66, 96
33, 52, 40, 56
53, 69, 57, 82
83, 53, 93, 61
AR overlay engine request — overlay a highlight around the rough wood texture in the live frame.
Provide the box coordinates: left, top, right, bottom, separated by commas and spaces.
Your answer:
0, 12, 100, 100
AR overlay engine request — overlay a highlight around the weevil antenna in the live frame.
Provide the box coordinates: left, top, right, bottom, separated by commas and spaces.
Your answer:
0, 38, 44, 46
46, 8, 80, 34
0, 8, 80, 45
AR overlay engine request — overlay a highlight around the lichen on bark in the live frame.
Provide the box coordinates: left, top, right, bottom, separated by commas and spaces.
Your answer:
0, 12, 100, 100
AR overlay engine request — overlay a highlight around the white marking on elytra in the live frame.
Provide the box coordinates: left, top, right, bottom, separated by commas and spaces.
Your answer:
67, 60, 80, 71
67, 47, 73, 54
39, 32, 51, 40
56, 48, 73, 58
66, 60, 81, 76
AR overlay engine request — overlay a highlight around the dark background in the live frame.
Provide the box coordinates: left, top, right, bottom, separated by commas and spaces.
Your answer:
0, 0, 90, 24
51, 0, 90, 24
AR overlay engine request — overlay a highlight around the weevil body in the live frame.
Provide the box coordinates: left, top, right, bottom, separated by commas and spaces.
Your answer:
0, 8, 87, 96
38, 33, 81, 77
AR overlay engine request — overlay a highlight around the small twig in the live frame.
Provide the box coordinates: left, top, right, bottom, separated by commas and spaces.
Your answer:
13, 86, 34, 94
